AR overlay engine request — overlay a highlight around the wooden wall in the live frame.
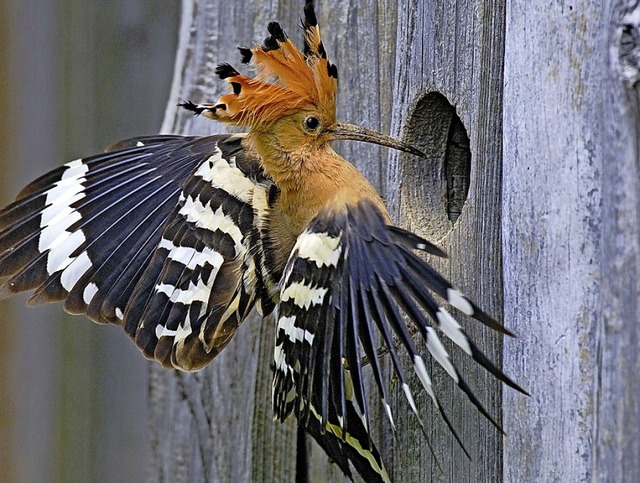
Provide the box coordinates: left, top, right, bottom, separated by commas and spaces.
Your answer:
2, 0, 639, 482
502, 2, 640, 481
155, 0, 507, 481
157, 1, 640, 481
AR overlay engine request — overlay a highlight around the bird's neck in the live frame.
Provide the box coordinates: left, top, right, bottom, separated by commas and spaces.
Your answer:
245, 131, 322, 191
245, 133, 388, 226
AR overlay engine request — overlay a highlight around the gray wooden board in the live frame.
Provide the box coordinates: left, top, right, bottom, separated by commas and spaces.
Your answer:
153, 0, 512, 481
388, 1, 507, 481
3, 0, 636, 480
502, 1, 640, 482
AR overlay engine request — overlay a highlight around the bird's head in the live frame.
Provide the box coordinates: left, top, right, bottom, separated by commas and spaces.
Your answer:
180, 0, 423, 162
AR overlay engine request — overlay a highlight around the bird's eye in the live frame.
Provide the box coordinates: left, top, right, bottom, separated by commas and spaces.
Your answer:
304, 116, 320, 131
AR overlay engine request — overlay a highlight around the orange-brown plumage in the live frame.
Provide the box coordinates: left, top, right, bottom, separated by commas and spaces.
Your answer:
193, 13, 337, 130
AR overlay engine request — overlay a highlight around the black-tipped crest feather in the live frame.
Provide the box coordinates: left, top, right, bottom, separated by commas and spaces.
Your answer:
238, 47, 253, 63
215, 63, 240, 79
267, 22, 287, 42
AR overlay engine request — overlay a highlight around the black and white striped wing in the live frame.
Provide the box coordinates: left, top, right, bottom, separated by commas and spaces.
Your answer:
0, 134, 277, 371
272, 198, 527, 481
272, 202, 389, 482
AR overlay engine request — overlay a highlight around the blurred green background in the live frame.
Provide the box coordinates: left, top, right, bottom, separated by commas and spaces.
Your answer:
0, 1, 180, 481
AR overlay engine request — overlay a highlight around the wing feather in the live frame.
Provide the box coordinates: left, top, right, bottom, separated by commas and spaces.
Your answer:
274, 197, 526, 480
0, 134, 278, 371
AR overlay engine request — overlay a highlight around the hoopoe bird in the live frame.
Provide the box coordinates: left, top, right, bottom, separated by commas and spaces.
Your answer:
0, 1, 525, 481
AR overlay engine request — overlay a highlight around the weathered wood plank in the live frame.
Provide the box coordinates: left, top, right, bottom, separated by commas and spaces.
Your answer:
387, 1, 507, 482
503, 1, 640, 481
152, 3, 301, 481
154, 0, 511, 481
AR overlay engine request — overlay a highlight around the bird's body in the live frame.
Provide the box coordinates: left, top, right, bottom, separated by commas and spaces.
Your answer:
0, 2, 525, 481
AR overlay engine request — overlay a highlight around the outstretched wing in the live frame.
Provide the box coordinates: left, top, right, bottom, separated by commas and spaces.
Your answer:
0, 134, 278, 370
272, 198, 527, 481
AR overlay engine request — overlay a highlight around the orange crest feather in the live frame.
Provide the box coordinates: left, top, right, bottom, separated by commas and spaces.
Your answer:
189, 0, 338, 128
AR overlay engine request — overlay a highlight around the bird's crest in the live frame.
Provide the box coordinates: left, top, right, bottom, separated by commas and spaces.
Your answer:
183, 0, 337, 128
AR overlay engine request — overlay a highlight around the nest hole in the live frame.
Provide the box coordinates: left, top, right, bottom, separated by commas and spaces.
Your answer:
401, 92, 471, 238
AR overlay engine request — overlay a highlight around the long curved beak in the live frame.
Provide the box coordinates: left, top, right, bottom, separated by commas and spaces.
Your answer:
332, 122, 425, 157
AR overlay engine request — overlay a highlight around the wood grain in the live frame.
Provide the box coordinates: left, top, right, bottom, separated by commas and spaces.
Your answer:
154, 0, 511, 481
387, 1, 507, 481
502, 1, 640, 481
